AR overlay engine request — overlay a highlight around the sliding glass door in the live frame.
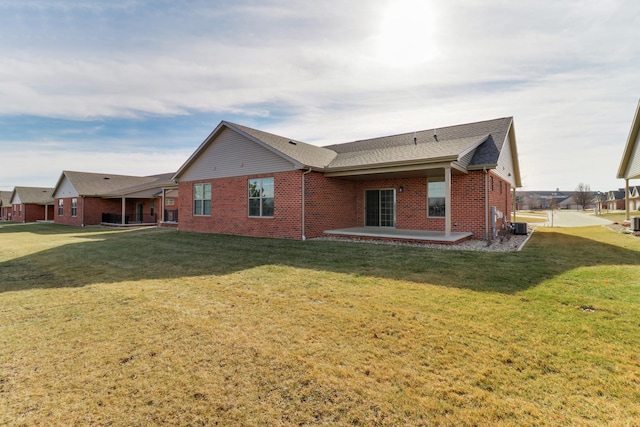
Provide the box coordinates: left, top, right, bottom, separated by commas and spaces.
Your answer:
365, 189, 395, 227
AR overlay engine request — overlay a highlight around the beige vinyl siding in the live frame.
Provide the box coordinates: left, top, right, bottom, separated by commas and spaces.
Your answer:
494, 134, 517, 187
457, 149, 475, 169
626, 131, 640, 179
180, 127, 297, 182
54, 177, 79, 198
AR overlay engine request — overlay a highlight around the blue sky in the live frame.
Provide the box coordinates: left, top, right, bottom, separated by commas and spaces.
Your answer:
1, 0, 639, 192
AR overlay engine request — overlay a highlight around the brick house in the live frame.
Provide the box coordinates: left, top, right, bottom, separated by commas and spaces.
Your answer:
629, 186, 640, 212
51, 171, 178, 227
173, 117, 521, 243
618, 99, 640, 221
604, 189, 626, 211
0, 191, 13, 221
9, 187, 55, 223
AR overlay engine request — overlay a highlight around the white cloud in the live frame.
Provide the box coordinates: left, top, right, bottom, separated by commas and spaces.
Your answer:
0, 0, 639, 191
0, 146, 191, 190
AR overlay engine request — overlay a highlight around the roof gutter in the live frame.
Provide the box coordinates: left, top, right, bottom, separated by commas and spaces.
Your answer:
326, 155, 459, 173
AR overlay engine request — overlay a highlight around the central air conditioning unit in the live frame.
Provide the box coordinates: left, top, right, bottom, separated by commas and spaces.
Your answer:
633, 217, 640, 232
513, 222, 528, 235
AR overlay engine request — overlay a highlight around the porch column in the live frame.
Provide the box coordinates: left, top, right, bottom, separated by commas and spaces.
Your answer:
445, 166, 452, 237
44, 204, 48, 221
161, 189, 166, 222
625, 179, 630, 221
121, 197, 126, 225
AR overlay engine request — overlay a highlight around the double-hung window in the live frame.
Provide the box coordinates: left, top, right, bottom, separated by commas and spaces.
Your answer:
193, 183, 211, 216
58, 199, 64, 216
427, 178, 445, 217
248, 177, 274, 217
71, 198, 77, 217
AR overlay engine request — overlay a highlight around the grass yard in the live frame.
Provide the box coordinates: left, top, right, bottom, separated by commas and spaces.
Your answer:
1, 223, 639, 426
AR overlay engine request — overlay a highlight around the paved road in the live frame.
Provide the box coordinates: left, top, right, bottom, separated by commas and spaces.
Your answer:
535, 210, 613, 228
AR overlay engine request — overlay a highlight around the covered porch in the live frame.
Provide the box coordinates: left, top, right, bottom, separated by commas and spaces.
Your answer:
100, 192, 158, 227
323, 227, 473, 245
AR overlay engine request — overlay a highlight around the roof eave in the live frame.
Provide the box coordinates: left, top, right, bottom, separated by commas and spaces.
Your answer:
324, 157, 460, 177
617, 99, 640, 179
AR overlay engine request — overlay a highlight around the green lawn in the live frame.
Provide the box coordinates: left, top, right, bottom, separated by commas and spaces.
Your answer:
1, 223, 639, 426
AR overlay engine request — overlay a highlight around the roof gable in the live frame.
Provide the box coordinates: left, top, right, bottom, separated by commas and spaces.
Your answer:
173, 122, 337, 181
618, 99, 640, 180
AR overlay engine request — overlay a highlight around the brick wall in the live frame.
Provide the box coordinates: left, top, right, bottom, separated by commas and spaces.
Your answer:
178, 169, 513, 240
15, 204, 53, 223
178, 170, 303, 239
54, 197, 161, 226
304, 172, 358, 238
352, 171, 512, 239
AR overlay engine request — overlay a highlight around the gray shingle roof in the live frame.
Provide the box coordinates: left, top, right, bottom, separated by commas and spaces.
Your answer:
12, 187, 54, 204
326, 134, 489, 169
175, 116, 517, 181
225, 121, 337, 169
325, 117, 512, 170
229, 117, 512, 172
0, 191, 12, 206
55, 171, 175, 197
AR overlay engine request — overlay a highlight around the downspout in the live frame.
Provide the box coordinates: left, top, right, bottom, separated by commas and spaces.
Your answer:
484, 168, 489, 240
121, 197, 126, 225
301, 167, 313, 240
81, 196, 85, 227
444, 166, 452, 237
512, 187, 516, 223
161, 189, 166, 223
625, 179, 630, 222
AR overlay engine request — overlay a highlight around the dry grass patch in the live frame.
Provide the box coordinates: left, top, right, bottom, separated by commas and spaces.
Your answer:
1, 223, 639, 425
513, 210, 548, 223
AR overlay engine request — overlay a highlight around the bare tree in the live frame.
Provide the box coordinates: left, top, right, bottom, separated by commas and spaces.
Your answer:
573, 183, 591, 210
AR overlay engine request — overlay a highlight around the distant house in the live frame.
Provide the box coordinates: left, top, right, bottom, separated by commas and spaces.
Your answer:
51, 171, 178, 227
0, 191, 13, 220
631, 186, 640, 212
10, 187, 55, 223
618, 99, 640, 220
516, 190, 571, 210
604, 189, 626, 211
172, 117, 522, 243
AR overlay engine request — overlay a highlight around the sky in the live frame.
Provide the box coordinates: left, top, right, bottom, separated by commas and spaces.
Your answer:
1, 0, 639, 192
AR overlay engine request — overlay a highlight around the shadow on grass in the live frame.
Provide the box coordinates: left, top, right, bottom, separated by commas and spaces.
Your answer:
0, 223, 638, 294
0, 222, 118, 235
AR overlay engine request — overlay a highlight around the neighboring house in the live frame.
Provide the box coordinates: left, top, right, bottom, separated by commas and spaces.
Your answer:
0, 191, 13, 220
10, 187, 55, 223
604, 189, 626, 211
516, 190, 571, 210
172, 117, 522, 243
51, 171, 178, 227
625, 185, 640, 212
618, 99, 640, 221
